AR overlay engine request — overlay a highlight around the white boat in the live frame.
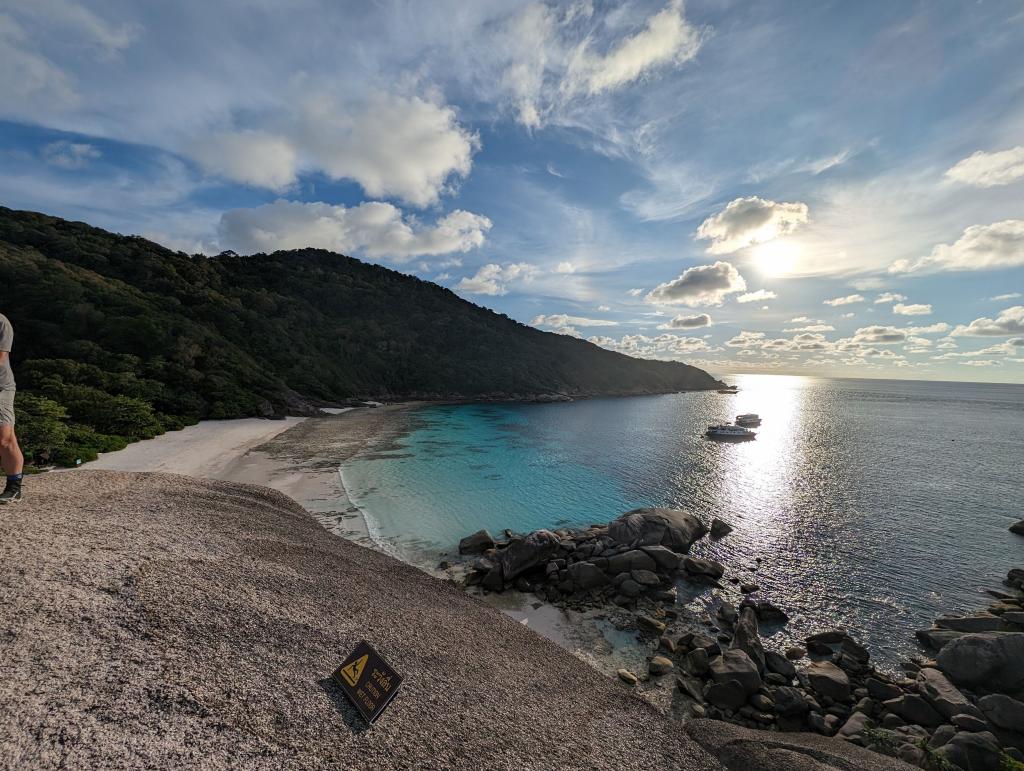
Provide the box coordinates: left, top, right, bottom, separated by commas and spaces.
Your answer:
705, 424, 756, 441
736, 413, 761, 426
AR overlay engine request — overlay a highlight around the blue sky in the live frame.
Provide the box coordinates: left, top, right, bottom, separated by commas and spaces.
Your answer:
1, 0, 1023, 382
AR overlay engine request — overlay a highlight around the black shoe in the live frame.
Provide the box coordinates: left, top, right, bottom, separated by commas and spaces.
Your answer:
0, 482, 21, 503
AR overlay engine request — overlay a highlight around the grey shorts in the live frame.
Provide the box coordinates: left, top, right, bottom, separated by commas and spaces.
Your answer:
0, 390, 14, 426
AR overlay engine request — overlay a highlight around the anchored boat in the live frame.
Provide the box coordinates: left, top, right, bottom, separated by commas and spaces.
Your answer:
705, 424, 756, 441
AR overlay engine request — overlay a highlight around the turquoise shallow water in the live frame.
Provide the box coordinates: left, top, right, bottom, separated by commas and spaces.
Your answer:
341, 374, 1024, 666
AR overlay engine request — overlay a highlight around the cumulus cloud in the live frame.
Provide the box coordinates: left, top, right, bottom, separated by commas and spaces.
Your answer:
964, 359, 999, 367
945, 146, 1024, 187
736, 289, 776, 304
189, 130, 298, 190
874, 292, 906, 304
952, 306, 1024, 337
785, 323, 835, 332
646, 261, 746, 306
565, 0, 702, 96
456, 262, 539, 296
725, 331, 766, 348
40, 140, 100, 169
589, 331, 715, 359
905, 323, 950, 335
658, 313, 712, 329
695, 196, 809, 254
218, 200, 491, 260
531, 313, 617, 328
893, 303, 932, 316
890, 220, 1024, 274
852, 325, 908, 344
823, 294, 865, 306
555, 261, 576, 273
189, 93, 479, 207
627, 288, 643, 297
991, 292, 1021, 301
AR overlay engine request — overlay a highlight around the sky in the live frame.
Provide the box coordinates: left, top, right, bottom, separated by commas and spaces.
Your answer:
1, 0, 1023, 383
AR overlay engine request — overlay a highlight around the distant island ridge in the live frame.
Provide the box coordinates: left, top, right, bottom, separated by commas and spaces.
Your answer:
0, 206, 721, 468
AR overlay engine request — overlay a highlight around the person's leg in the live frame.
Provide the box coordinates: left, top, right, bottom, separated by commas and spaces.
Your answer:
0, 424, 24, 475
0, 391, 23, 502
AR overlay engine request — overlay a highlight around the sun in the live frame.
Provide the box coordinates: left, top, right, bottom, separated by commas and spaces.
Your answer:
752, 239, 800, 277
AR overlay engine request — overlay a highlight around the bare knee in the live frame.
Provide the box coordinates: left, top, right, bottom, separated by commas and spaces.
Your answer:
0, 428, 15, 450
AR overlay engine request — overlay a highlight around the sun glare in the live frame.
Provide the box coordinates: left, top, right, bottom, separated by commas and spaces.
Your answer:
752, 239, 800, 277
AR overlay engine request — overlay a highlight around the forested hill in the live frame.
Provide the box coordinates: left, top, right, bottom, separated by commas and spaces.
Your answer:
0, 207, 721, 465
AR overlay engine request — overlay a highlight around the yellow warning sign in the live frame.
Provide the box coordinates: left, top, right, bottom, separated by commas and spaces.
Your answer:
340, 653, 368, 687
332, 641, 404, 725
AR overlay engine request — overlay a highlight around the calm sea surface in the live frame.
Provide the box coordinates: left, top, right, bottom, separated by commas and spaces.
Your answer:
341, 375, 1024, 667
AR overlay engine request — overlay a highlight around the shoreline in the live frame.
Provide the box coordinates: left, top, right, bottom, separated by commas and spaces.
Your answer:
80, 406, 419, 550
64, 404, 1024, 767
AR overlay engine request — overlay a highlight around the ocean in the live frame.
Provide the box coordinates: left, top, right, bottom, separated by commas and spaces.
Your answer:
340, 374, 1024, 668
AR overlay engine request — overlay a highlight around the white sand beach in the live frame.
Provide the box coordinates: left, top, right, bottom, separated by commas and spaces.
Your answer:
86, 417, 307, 478
80, 406, 413, 548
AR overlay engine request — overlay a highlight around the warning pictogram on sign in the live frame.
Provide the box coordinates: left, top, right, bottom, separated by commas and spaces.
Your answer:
340, 654, 368, 687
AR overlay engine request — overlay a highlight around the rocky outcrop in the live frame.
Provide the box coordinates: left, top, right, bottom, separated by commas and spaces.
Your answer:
458, 529, 495, 554
803, 661, 851, 702
916, 668, 981, 720
709, 518, 734, 538
1010, 520, 1024, 536
936, 631, 1024, 693
730, 607, 765, 674
461, 508, 717, 608
607, 507, 709, 552
685, 719, 915, 770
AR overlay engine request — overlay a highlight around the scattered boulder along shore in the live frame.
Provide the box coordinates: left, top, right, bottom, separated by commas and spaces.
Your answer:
457, 511, 1024, 771
464, 507, 714, 608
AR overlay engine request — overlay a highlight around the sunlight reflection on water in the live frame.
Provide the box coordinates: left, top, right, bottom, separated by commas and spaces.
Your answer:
342, 374, 1024, 667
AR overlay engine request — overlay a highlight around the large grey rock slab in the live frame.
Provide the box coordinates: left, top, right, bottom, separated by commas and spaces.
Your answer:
495, 528, 561, 581
730, 606, 766, 673
685, 719, 916, 770
606, 548, 657, 574
765, 650, 797, 680
566, 560, 608, 589
803, 661, 851, 702
917, 667, 983, 720
935, 731, 1004, 771
1, 470, 728, 771
883, 694, 944, 727
936, 632, 1024, 692
458, 529, 495, 554
934, 614, 1003, 633
978, 693, 1024, 731
683, 556, 725, 579
608, 507, 708, 552
915, 628, 965, 651
710, 649, 762, 695
639, 544, 682, 571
